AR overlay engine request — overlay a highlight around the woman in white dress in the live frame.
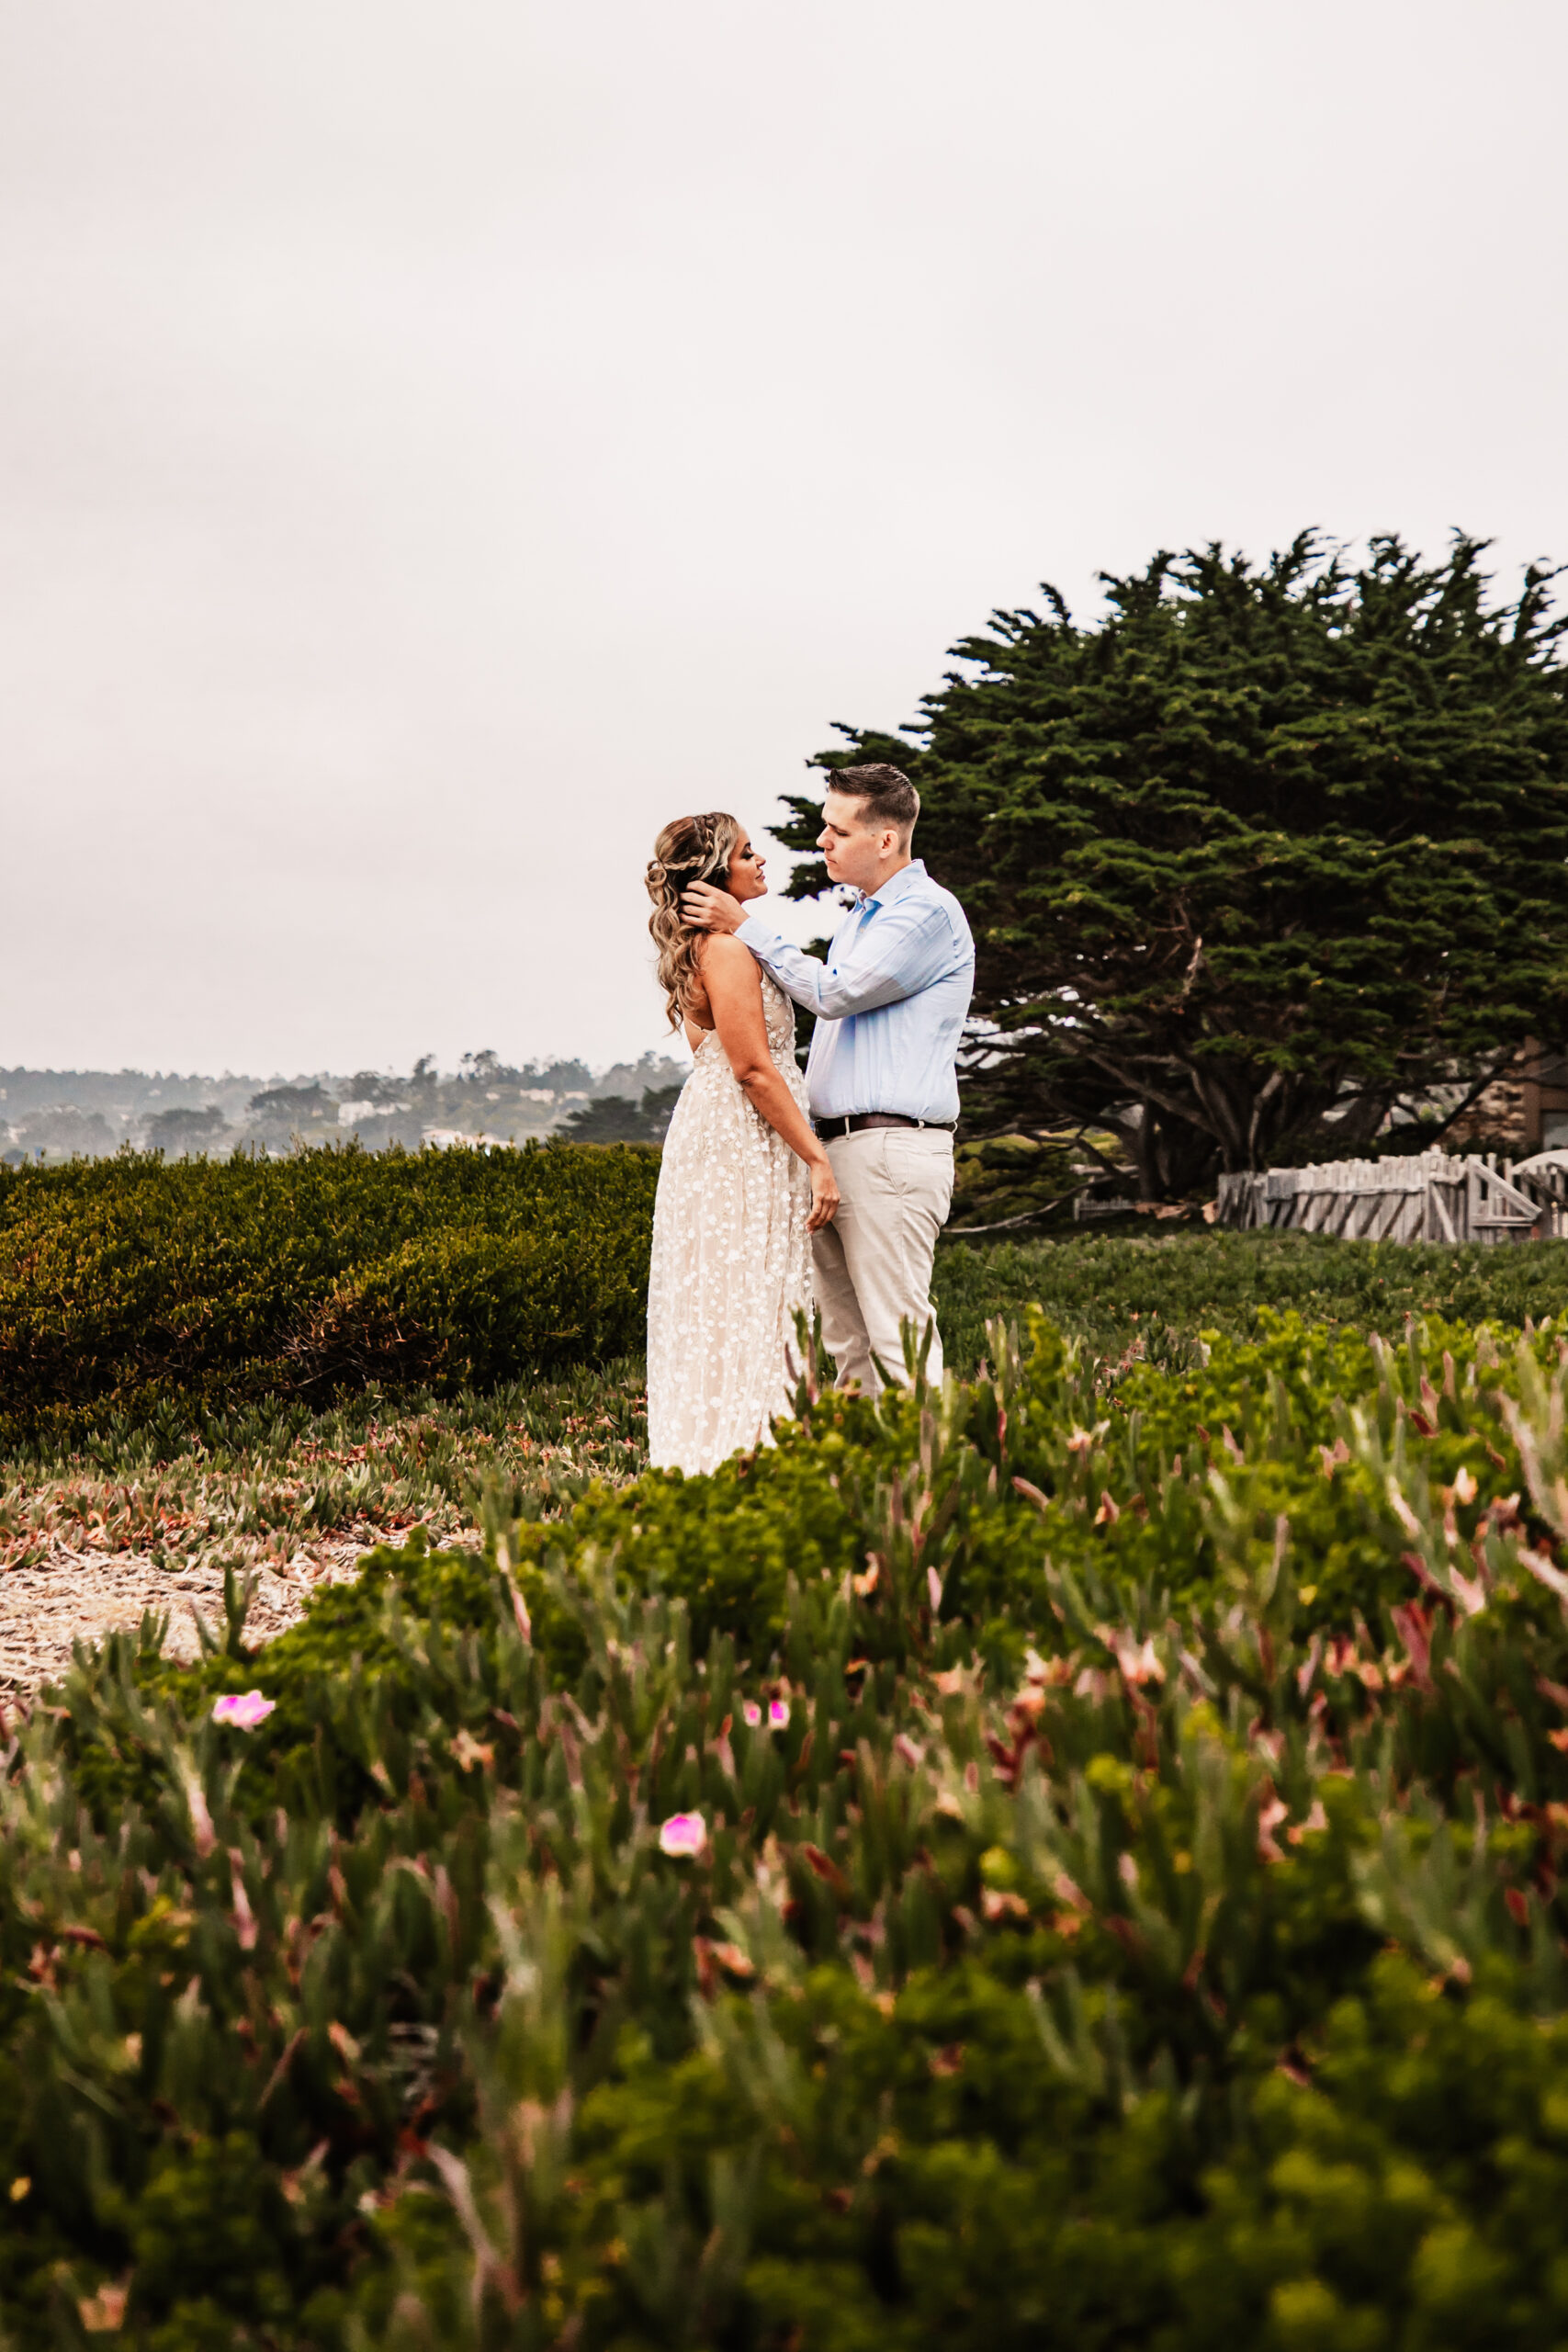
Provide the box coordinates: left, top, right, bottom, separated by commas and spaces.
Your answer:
644, 812, 840, 1475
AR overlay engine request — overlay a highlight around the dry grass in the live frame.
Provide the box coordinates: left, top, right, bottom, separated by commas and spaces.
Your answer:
0, 1362, 648, 1693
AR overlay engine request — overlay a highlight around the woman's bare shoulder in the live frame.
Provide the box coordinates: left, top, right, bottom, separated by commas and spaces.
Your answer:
696, 933, 760, 980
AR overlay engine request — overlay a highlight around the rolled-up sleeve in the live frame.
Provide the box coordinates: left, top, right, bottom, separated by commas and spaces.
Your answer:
737, 899, 952, 1020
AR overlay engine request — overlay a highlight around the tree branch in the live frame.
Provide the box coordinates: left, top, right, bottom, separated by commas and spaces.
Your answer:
942, 1191, 1079, 1239
1422, 1051, 1528, 1147
1078, 1048, 1212, 1137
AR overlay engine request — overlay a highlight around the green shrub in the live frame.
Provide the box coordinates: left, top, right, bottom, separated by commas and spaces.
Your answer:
0, 1143, 660, 1439
505, 1304, 1559, 1664
284, 1223, 651, 1396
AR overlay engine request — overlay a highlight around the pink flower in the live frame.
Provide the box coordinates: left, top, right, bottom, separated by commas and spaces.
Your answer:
742, 1702, 762, 1728
1112, 1637, 1165, 1688
768, 1699, 791, 1730
212, 1690, 276, 1731
658, 1811, 707, 1860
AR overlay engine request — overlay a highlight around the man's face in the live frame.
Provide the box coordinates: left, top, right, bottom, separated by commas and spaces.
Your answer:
818, 789, 897, 892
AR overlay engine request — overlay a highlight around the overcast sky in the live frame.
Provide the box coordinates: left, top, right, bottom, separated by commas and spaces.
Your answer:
5, 1, 1566, 1077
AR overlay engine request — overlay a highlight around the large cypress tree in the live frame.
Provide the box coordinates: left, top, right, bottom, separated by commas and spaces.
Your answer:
778, 535, 1568, 1194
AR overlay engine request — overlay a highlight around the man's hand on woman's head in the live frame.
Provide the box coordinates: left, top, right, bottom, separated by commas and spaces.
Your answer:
682, 880, 746, 934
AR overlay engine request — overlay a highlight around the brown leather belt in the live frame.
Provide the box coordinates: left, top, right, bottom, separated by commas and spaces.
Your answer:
814, 1113, 957, 1140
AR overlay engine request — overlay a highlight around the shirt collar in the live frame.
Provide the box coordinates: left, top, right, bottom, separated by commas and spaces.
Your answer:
858, 857, 927, 910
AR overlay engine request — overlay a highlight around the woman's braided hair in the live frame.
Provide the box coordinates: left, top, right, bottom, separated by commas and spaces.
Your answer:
645, 811, 744, 1031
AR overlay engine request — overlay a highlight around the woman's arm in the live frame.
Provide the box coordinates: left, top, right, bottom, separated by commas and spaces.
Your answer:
700, 936, 839, 1232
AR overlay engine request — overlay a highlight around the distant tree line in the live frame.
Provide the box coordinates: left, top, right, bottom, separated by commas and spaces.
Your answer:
2, 1048, 687, 1162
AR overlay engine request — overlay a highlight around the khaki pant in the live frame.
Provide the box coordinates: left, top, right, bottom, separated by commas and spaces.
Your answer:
811, 1127, 953, 1396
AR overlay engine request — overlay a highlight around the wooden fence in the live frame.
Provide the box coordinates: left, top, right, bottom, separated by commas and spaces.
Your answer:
1214, 1148, 1568, 1244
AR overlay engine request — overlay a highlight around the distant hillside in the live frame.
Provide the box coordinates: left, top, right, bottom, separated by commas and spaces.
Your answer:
0, 1050, 687, 1163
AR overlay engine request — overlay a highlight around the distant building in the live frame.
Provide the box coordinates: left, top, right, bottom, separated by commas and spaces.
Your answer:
421, 1128, 515, 1150
1522, 1042, 1568, 1154
1450, 1042, 1568, 1156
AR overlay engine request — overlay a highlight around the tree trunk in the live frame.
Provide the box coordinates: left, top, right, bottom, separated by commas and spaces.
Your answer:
1122, 1102, 1221, 1200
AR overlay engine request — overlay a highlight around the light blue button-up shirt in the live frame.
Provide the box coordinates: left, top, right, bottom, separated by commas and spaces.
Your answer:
736, 859, 975, 1123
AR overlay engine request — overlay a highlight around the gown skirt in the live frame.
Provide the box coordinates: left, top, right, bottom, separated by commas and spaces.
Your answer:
646, 968, 814, 1476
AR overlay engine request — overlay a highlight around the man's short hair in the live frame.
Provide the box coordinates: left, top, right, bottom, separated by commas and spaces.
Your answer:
827, 762, 920, 836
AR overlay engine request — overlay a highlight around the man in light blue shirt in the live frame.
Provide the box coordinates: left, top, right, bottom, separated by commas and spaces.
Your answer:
684, 764, 974, 1396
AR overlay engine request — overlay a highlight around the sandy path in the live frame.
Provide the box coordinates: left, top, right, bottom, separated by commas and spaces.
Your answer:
0, 1520, 486, 1698
0, 1402, 628, 1700
0, 1541, 362, 1695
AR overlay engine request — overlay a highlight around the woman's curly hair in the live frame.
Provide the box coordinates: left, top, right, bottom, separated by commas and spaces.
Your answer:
645, 812, 744, 1031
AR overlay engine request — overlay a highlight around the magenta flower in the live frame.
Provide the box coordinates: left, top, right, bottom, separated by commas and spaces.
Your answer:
768, 1699, 791, 1730
212, 1690, 276, 1731
742, 1702, 762, 1728
658, 1812, 707, 1860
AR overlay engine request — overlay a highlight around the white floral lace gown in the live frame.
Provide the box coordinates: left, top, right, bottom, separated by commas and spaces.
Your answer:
647, 968, 814, 1475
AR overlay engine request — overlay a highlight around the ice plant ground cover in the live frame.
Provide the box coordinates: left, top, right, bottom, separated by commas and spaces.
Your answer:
8, 1253, 1568, 2346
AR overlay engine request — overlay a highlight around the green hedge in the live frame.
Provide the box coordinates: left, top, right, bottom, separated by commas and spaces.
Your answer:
935, 1227, 1568, 1368
14, 1308, 1568, 2344
0, 1143, 660, 1441
11, 1149, 1568, 1453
